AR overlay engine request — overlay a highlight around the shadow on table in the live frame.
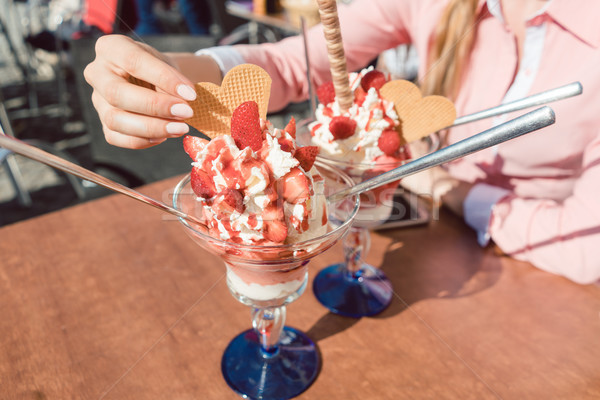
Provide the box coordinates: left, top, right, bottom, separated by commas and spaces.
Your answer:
305, 209, 503, 342
375, 209, 503, 318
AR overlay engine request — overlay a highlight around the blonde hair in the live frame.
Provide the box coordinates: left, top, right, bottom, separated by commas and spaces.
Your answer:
421, 0, 479, 99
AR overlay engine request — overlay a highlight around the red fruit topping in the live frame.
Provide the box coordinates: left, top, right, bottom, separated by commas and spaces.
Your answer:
231, 101, 263, 152
295, 146, 319, 171
329, 116, 357, 140
190, 166, 216, 198
264, 219, 288, 243
263, 185, 279, 202
322, 107, 334, 118
282, 167, 311, 204
212, 190, 244, 219
221, 188, 244, 213
354, 86, 367, 106
262, 205, 287, 243
310, 123, 322, 137
284, 116, 296, 139
183, 135, 209, 161
278, 137, 295, 153
361, 70, 387, 92
316, 81, 336, 105
237, 153, 271, 192
377, 129, 402, 156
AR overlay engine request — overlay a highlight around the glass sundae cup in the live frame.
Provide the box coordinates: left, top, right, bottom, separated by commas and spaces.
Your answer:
298, 125, 437, 317
172, 160, 359, 400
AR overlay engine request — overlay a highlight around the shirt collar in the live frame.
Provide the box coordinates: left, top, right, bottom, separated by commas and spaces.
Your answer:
546, 0, 600, 48
478, 0, 600, 48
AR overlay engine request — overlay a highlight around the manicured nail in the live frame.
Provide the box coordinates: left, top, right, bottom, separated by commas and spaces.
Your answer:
171, 103, 194, 118
149, 138, 167, 144
166, 122, 189, 135
176, 84, 196, 101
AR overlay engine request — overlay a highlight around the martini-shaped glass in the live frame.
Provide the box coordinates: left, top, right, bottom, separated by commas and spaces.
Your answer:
172, 160, 359, 400
298, 127, 437, 317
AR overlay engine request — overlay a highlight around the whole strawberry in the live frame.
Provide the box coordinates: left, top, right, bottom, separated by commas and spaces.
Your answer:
329, 116, 357, 140
361, 70, 387, 92
316, 82, 336, 105
377, 129, 402, 156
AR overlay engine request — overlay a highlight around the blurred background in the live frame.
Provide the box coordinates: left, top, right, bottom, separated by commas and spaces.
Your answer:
0, 0, 316, 227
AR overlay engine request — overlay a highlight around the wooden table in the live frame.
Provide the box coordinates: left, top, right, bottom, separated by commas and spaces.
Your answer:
1, 176, 599, 399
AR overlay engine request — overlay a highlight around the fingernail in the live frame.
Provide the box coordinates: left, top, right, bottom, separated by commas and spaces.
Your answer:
176, 84, 196, 101
149, 138, 167, 144
171, 103, 194, 118
166, 122, 189, 135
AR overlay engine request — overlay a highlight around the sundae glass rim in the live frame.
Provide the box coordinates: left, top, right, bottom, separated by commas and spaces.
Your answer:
172, 159, 360, 253
296, 118, 440, 171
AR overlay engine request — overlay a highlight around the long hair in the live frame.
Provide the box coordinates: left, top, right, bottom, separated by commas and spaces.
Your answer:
421, 0, 480, 99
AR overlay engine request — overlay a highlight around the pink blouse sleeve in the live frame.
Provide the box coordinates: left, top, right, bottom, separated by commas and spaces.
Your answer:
490, 132, 600, 284
234, 0, 414, 111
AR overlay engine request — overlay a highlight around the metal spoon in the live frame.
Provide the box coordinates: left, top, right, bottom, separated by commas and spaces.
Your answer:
0, 134, 207, 228
327, 106, 555, 203
449, 81, 580, 128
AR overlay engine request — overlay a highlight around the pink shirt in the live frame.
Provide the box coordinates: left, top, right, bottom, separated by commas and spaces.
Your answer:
234, 0, 600, 284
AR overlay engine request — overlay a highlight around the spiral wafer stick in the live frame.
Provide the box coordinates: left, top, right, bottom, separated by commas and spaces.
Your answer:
316, 0, 353, 112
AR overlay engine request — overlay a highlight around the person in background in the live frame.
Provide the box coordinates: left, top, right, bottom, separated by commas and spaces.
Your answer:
83, 0, 600, 284
134, 0, 212, 35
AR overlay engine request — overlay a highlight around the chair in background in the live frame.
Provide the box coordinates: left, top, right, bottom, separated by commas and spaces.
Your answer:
0, 94, 31, 206
0, 85, 87, 207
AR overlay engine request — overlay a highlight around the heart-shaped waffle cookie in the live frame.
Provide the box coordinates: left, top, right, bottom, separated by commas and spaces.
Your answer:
380, 80, 456, 143
185, 64, 272, 138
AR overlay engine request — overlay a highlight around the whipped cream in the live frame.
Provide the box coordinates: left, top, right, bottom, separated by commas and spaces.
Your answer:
187, 120, 328, 246
309, 67, 400, 164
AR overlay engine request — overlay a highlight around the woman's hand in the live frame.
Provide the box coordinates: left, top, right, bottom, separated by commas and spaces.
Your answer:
83, 35, 198, 149
440, 179, 473, 217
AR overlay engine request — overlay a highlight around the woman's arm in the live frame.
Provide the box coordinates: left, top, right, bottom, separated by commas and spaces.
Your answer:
235, 0, 415, 111
489, 133, 600, 284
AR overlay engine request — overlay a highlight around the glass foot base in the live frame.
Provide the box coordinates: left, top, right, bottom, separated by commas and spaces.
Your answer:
221, 326, 319, 400
313, 263, 393, 317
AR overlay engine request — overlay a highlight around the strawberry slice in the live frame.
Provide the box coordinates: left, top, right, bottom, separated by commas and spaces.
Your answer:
354, 86, 368, 106
329, 116, 357, 140
281, 167, 312, 204
361, 70, 387, 92
284, 116, 296, 139
264, 219, 288, 243
213, 188, 244, 217
316, 81, 336, 105
221, 188, 244, 212
231, 101, 263, 152
377, 129, 401, 156
183, 135, 209, 161
295, 146, 319, 171
278, 137, 295, 154
262, 205, 287, 243
190, 166, 216, 198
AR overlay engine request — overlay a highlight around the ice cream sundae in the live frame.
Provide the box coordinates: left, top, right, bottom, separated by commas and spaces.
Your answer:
309, 67, 410, 168
184, 101, 326, 246
183, 100, 332, 301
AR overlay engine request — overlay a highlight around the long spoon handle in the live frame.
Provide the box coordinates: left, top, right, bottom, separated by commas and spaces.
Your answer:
327, 106, 556, 203
0, 134, 206, 227
450, 82, 580, 127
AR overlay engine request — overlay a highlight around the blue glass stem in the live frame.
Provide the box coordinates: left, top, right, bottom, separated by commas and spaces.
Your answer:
312, 224, 392, 317
252, 306, 286, 357
344, 226, 371, 278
